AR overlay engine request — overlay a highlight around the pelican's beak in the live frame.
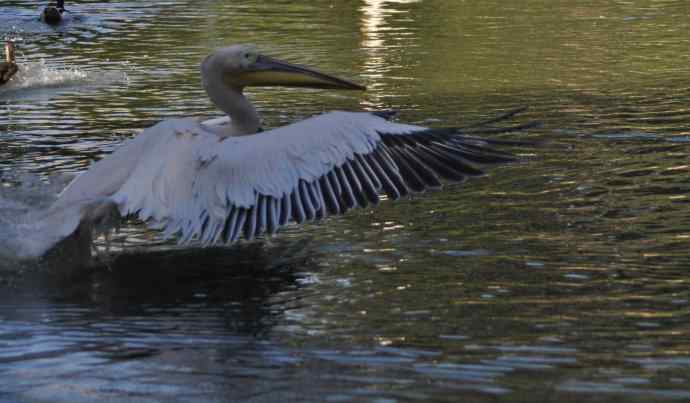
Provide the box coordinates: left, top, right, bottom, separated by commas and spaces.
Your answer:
233, 55, 366, 91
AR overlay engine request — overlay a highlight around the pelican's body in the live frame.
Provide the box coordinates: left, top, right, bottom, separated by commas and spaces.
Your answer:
41, 0, 66, 24
0, 41, 18, 86
11, 44, 535, 266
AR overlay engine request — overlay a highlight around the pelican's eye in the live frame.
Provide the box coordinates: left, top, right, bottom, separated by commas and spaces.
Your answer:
243, 52, 258, 64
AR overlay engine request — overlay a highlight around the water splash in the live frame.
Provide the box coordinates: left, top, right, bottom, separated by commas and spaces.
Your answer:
7, 60, 88, 88
0, 59, 128, 98
0, 172, 77, 269
0, 172, 71, 209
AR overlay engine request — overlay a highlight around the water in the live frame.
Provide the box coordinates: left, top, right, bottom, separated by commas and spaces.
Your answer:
2, 0, 690, 401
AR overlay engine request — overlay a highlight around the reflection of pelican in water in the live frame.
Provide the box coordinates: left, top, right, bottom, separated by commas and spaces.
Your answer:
41, 0, 66, 25
0, 41, 18, 86
9, 44, 535, 267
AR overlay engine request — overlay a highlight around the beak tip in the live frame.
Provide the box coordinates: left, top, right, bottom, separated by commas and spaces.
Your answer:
348, 81, 366, 91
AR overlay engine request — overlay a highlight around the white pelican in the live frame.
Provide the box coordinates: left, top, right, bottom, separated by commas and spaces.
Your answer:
10, 44, 535, 265
41, 0, 66, 25
0, 41, 18, 86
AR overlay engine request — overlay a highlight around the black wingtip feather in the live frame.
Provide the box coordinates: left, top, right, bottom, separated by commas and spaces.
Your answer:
371, 110, 398, 120
373, 105, 538, 192
458, 106, 530, 130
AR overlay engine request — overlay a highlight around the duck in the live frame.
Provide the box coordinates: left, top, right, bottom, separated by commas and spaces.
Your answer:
41, 0, 66, 25
0, 41, 18, 86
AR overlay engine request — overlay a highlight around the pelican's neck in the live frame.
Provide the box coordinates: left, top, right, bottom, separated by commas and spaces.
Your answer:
5, 43, 14, 64
202, 69, 260, 137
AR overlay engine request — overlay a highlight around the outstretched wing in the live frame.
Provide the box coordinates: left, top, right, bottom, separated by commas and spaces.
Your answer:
61, 109, 534, 246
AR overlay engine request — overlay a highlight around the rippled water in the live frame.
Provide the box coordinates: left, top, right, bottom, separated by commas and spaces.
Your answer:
2, 0, 690, 401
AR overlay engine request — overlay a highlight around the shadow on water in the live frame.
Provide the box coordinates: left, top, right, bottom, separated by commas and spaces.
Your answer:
0, 239, 342, 401
1, 239, 314, 326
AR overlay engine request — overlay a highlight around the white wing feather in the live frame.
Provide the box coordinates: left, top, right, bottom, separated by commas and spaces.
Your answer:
56, 111, 427, 246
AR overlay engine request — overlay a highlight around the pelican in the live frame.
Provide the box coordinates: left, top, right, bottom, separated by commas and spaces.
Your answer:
9, 44, 536, 265
41, 0, 66, 25
0, 41, 18, 86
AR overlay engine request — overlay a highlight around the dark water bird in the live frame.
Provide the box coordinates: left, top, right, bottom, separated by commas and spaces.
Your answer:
0, 41, 18, 85
3, 44, 537, 267
41, 0, 66, 25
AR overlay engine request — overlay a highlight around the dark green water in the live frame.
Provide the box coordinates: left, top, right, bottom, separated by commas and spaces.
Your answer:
2, 0, 690, 401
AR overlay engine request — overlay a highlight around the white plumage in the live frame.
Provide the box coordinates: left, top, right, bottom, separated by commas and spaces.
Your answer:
6, 44, 535, 264
52, 108, 529, 251
54, 112, 421, 244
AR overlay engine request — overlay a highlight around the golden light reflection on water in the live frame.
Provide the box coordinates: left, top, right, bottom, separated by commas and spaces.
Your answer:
358, 0, 420, 108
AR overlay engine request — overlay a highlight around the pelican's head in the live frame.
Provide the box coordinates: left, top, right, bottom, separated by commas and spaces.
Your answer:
201, 44, 366, 91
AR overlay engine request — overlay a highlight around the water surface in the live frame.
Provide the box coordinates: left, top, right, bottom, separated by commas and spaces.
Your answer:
2, 0, 690, 401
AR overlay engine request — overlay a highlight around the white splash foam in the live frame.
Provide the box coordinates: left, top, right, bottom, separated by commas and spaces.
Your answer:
0, 172, 76, 269
0, 59, 128, 94
0, 173, 68, 213
0, 171, 125, 273
2, 60, 87, 90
